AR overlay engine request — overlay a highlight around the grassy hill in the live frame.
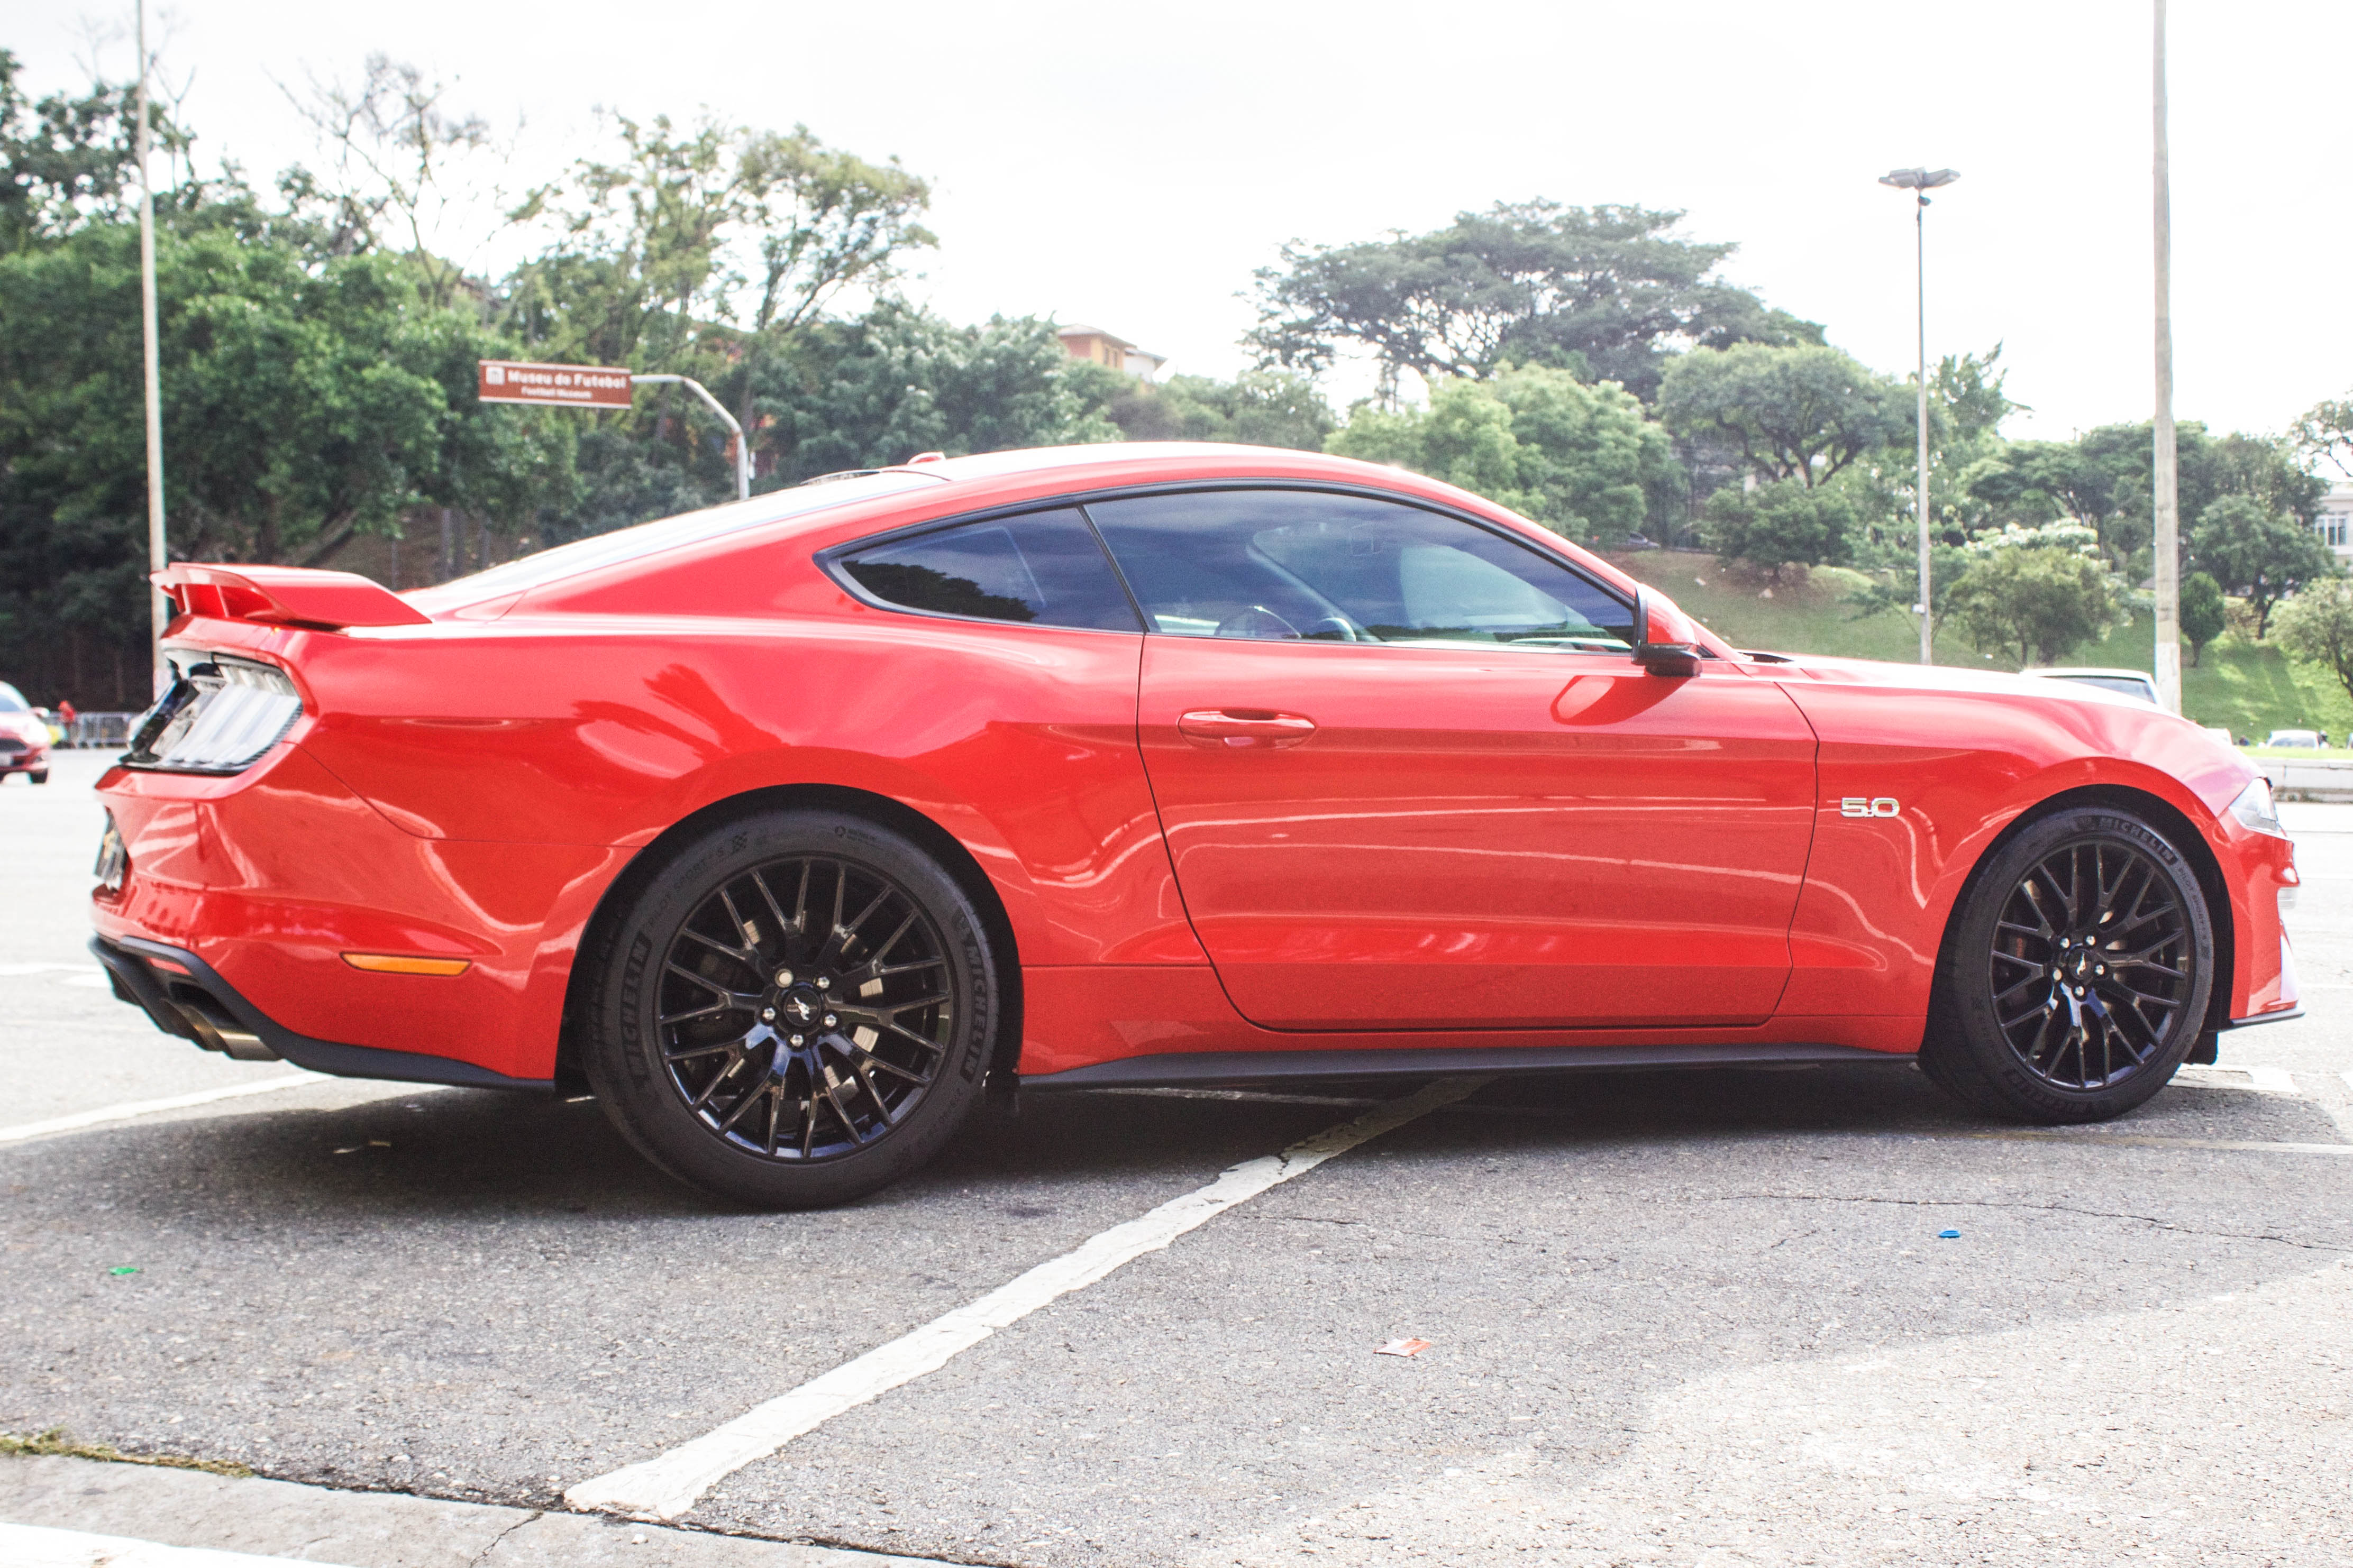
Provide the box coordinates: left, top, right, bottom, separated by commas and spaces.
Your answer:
1604, 550, 2353, 744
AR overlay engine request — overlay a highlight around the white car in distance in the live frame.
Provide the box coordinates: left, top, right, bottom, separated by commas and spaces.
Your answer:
2019, 666, 2159, 705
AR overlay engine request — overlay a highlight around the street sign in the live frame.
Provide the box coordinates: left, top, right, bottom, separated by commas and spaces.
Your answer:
476, 360, 635, 409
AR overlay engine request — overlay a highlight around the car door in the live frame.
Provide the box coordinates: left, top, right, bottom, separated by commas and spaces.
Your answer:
1088, 486, 1819, 1031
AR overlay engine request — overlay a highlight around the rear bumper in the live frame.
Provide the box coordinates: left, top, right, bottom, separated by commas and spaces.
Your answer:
92, 933, 555, 1092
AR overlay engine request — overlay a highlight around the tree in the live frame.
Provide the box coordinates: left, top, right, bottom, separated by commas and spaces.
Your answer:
2180, 570, 2227, 666
1944, 523, 2130, 667
498, 110, 935, 519
2189, 493, 2336, 638
751, 301, 1119, 489
1247, 200, 1821, 402
2275, 579, 2353, 702
1104, 371, 1334, 451
2293, 391, 2353, 482
1324, 364, 1678, 544
280, 53, 508, 298
1700, 480, 1856, 581
0, 48, 186, 255
1655, 343, 1915, 489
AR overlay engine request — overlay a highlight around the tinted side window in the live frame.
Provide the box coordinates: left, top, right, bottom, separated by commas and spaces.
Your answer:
838, 509, 1141, 631
1086, 489, 1635, 650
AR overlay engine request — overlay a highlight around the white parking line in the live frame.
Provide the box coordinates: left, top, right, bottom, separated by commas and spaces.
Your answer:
0, 1074, 324, 1146
0, 1519, 354, 1567
2174, 1063, 2300, 1095
567, 1074, 1492, 1521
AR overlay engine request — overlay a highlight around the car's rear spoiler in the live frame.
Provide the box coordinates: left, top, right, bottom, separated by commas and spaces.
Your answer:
153, 563, 432, 630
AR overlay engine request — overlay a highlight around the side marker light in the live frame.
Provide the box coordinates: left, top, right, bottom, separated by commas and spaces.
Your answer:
342, 953, 472, 976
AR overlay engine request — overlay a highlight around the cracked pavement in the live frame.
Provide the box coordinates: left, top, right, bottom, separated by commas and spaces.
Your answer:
4, 751, 2350, 1566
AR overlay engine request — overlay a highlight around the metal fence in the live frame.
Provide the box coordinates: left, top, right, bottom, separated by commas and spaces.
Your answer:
62, 713, 139, 749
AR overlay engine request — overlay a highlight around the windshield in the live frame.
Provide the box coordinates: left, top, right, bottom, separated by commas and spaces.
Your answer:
430, 472, 939, 601
0, 682, 28, 713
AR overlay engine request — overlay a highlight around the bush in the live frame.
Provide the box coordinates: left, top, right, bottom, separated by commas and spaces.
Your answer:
2180, 571, 2227, 666
1945, 526, 2130, 666
2274, 578, 2353, 701
1700, 480, 1856, 582
1326, 364, 1677, 545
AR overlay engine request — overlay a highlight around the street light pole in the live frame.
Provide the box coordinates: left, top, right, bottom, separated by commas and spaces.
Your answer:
2151, 0, 2181, 714
631, 374, 750, 501
134, 0, 168, 692
1880, 167, 1959, 666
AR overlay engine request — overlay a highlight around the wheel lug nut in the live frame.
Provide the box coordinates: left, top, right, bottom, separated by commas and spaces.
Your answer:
823, 1013, 837, 1028
790, 1034, 805, 1047
761, 1008, 775, 1021
774, 969, 794, 987
816, 977, 832, 991
2073, 986, 2085, 997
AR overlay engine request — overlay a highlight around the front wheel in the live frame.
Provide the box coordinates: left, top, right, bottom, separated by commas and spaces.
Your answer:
581, 809, 1000, 1207
1921, 805, 2214, 1124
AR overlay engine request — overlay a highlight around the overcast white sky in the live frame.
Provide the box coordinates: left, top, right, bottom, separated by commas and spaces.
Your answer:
14, 1, 2349, 442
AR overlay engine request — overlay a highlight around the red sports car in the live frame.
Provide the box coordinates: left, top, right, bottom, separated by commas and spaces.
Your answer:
90, 444, 2301, 1205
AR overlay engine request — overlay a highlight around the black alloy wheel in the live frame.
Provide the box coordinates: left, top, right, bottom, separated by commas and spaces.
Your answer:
1921, 804, 2214, 1124
658, 855, 950, 1161
1989, 837, 2194, 1090
583, 810, 999, 1207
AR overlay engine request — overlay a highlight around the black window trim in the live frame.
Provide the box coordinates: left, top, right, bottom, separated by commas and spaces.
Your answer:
815, 478, 1643, 648
819, 502, 1147, 635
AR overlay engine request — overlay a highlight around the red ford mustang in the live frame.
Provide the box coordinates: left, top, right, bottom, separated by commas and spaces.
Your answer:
90, 444, 2301, 1205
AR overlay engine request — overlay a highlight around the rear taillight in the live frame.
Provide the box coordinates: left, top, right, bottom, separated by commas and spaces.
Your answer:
124, 655, 304, 774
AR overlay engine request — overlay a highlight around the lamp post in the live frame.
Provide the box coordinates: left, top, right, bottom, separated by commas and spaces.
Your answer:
1879, 166, 1960, 666
630, 374, 750, 501
2151, 0, 2180, 714
135, 0, 168, 693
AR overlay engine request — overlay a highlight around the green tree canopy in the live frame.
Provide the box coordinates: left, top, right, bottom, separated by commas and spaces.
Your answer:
1104, 371, 1334, 451
2180, 570, 2227, 667
1325, 364, 1677, 544
2189, 493, 2337, 638
1248, 201, 1820, 402
1944, 523, 2131, 667
1701, 479, 1857, 582
1655, 344, 1914, 491
2274, 578, 2353, 702
750, 302, 1119, 490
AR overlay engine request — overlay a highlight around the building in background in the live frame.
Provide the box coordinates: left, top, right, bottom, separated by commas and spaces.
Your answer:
1057, 324, 1166, 381
2318, 482, 2353, 565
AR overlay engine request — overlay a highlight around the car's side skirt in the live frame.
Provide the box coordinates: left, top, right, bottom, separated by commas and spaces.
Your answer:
1019, 1041, 1910, 1093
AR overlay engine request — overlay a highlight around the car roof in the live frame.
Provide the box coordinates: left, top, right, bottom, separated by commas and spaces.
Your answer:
408, 442, 1669, 627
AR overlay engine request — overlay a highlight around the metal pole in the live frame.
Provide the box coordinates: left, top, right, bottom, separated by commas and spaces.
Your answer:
2151, 0, 2182, 714
1915, 194, 1932, 666
134, 0, 169, 692
631, 374, 750, 501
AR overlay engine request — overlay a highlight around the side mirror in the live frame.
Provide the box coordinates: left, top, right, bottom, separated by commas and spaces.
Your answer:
1632, 586, 1702, 677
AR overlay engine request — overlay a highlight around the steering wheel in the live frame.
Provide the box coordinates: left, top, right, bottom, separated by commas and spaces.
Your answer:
1214, 604, 1305, 640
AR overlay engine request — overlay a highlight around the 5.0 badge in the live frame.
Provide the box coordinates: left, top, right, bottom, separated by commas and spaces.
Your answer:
1839, 797, 1902, 818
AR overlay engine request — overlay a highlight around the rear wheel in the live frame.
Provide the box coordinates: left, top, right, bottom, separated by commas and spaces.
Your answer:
1921, 805, 2213, 1123
29, 770, 47, 784
581, 809, 999, 1207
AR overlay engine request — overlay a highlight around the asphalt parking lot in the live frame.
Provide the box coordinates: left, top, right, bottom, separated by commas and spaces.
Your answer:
4, 749, 2349, 1566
